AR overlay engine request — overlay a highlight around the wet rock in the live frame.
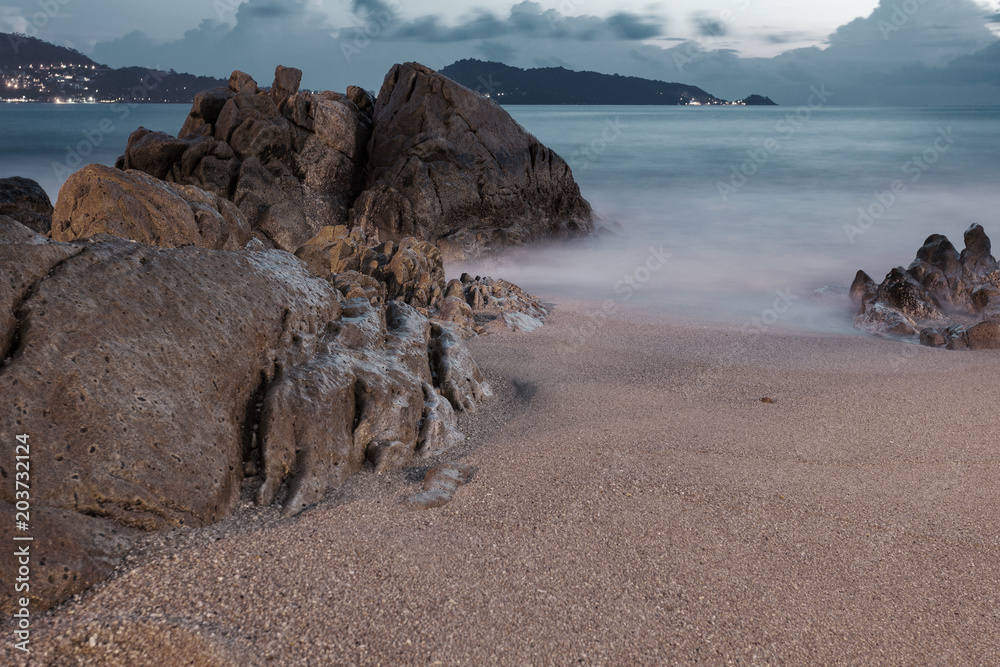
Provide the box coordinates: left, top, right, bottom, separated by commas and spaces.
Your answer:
351, 62, 594, 256
51, 164, 252, 250
0, 176, 53, 234
852, 224, 1000, 348
405, 463, 474, 509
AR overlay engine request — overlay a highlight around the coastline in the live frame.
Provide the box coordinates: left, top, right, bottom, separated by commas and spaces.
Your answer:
5, 297, 999, 665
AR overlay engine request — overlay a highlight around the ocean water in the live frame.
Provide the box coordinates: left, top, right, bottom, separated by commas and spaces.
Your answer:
2, 103, 998, 332
0, 104, 190, 200
489, 105, 1000, 332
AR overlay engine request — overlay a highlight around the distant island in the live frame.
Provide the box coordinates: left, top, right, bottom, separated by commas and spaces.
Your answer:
742, 94, 777, 106
439, 59, 776, 106
1, 32, 225, 103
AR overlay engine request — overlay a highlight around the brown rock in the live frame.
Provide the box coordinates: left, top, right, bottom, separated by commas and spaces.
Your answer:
405, 463, 474, 509
0, 176, 54, 234
967, 321, 1000, 350
854, 225, 1000, 348
0, 225, 489, 609
179, 86, 235, 138
347, 85, 375, 119
270, 65, 302, 108
51, 164, 252, 250
352, 62, 594, 256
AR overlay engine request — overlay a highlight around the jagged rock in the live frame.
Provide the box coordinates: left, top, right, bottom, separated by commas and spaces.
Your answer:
405, 463, 474, 509
331, 270, 386, 306
852, 224, 1000, 348
179, 86, 234, 138
417, 383, 465, 456
0, 225, 486, 611
0, 176, 53, 234
351, 62, 594, 256
460, 273, 548, 332
347, 85, 375, 119
380, 238, 445, 309
430, 323, 489, 411
120, 62, 594, 258
51, 164, 253, 250
122, 66, 373, 251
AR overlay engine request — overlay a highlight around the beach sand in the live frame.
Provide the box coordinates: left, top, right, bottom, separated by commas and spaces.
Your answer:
5, 298, 1000, 665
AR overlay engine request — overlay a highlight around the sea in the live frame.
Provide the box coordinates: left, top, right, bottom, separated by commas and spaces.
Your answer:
2, 103, 999, 334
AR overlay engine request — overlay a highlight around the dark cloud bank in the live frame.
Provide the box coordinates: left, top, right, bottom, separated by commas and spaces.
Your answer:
90, 0, 1000, 105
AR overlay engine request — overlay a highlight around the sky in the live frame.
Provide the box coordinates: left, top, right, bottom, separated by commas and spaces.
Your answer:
2, 0, 1000, 105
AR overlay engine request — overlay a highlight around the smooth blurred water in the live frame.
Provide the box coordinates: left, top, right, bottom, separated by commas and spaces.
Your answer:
2, 103, 998, 331
0, 104, 190, 201
482, 105, 1000, 331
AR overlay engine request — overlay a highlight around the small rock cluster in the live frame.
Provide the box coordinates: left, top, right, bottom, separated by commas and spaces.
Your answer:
851, 223, 1000, 349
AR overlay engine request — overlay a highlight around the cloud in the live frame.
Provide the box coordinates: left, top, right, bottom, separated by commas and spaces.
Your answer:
240, 2, 296, 19
389, 2, 662, 43
693, 14, 727, 38
606, 12, 663, 40
987, 13, 1000, 23
86, 0, 1000, 106
477, 40, 518, 63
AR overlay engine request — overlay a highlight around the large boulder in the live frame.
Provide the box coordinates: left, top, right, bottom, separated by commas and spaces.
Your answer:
51, 164, 253, 250
0, 176, 53, 234
852, 224, 1000, 348
351, 62, 594, 257
0, 217, 486, 612
122, 66, 373, 251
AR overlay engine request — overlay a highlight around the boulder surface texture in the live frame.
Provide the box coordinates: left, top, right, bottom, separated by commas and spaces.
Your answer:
0, 217, 485, 613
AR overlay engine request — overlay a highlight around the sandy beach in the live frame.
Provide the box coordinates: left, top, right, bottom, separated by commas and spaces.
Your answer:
4, 297, 1000, 665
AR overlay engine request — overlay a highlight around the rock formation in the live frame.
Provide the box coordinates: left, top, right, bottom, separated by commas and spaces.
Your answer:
120, 63, 593, 258
292, 224, 549, 334
351, 62, 594, 257
121, 66, 372, 251
51, 164, 253, 250
0, 176, 53, 234
0, 61, 576, 612
0, 217, 484, 613
851, 224, 1000, 349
